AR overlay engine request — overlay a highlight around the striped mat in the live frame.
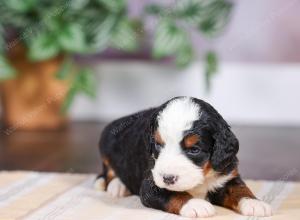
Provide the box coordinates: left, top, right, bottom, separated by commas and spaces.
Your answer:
0, 171, 299, 220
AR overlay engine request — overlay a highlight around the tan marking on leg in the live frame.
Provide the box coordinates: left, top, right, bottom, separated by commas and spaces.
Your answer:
103, 157, 109, 166
166, 192, 192, 214
106, 168, 116, 184
223, 185, 255, 211
101, 156, 117, 189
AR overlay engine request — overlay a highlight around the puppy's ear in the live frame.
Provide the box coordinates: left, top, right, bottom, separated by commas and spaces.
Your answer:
211, 122, 239, 173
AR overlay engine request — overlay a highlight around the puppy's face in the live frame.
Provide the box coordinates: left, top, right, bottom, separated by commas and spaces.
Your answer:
151, 97, 238, 192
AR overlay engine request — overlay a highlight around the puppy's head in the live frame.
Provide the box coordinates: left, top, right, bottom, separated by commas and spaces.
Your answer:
150, 97, 238, 192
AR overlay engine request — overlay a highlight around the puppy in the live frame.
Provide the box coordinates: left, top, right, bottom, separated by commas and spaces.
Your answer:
95, 97, 272, 218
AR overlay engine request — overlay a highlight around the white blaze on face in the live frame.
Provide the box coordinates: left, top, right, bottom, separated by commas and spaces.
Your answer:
152, 97, 204, 191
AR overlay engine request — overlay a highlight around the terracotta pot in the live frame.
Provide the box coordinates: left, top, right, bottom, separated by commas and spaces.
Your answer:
0, 45, 69, 132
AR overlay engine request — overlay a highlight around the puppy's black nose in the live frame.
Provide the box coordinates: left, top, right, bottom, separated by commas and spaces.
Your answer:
163, 174, 178, 185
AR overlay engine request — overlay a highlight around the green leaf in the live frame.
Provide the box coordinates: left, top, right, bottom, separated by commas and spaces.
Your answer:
111, 19, 138, 52
205, 51, 218, 90
89, 15, 117, 52
56, 57, 73, 80
198, 0, 233, 37
153, 19, 187, 59
70, 0, 90, 10
43, 16, 61, 32
58, 24, 87, 53
4, 0, 37, 12
97, 0, 125, 12
61, 67, 97, 113
28, 32, 60, 61
61, 87, 77, 114
0, 56, 17, 81
175, 43, 193, 67
173, 0, 205, 24
0, 25, 5, 53
75, 68, 97, 98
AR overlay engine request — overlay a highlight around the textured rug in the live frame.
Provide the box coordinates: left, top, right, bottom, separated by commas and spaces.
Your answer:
0, 171, 299, 220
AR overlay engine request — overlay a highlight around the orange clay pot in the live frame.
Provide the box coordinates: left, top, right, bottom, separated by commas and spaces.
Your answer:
0, 45, 69, 132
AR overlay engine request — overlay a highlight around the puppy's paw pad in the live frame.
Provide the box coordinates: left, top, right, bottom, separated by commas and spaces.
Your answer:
94, 177, 106, 191
238, 198, 272, 217
179, 198, 215, 218
107, 178, 130, 198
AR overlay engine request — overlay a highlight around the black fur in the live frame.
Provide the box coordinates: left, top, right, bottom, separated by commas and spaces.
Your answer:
140, 174, 176, 211
99, 108, 157, 194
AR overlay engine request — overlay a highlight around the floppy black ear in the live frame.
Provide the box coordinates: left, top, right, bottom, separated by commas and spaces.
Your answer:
211, 122, 239, 174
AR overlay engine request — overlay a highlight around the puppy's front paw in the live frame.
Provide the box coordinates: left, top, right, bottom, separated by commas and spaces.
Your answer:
107, 177, 130, 198
238, 198, 272, 217
179, 198, 215, 218
94, 177, 106, 191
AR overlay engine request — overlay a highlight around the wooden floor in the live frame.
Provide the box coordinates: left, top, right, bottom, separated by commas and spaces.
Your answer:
0, 122, 299, 181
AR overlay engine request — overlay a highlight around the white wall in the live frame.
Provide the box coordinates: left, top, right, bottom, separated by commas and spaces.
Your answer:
213, 0, 300, 63
70, 61, 300, 126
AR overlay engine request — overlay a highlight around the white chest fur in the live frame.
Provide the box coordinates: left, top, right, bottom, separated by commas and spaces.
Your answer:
187, 171, 234, 199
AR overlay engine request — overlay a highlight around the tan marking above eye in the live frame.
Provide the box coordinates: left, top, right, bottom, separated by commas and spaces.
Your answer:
154, 131, 165, 145
184, 134, 200, 148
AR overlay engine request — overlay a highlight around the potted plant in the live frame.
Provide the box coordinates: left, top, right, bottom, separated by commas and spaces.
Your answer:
0, 0, 232, 131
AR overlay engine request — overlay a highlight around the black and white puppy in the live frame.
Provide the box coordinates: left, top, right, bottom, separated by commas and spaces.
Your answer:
95, 97, 272, 218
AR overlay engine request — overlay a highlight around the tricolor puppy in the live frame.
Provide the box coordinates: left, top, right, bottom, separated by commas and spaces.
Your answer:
95, 97, 272, 218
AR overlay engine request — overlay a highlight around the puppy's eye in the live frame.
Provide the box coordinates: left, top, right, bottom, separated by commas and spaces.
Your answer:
155, 143, 163, 152
186, 146, 201, 155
